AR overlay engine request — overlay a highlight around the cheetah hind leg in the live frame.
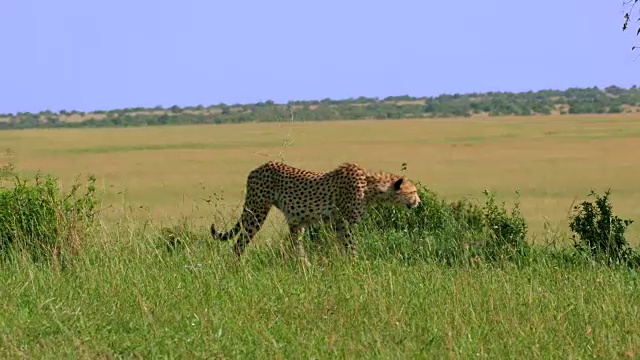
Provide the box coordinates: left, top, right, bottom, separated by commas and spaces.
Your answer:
234, 203, 271, 258
210, 201, 271, 260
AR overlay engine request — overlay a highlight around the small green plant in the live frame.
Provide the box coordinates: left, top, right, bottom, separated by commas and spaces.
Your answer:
449, 198, 484, 232
479, 190, 529, 262
158, 219, 206, 253
0, 148, 15, 178
569, 189, 636, 266
0, 172, 98, 266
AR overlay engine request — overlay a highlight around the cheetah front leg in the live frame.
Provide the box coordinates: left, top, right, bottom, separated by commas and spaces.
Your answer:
335, 222, 356, 257
335, 205, 364, 258
288, 225, 311, 267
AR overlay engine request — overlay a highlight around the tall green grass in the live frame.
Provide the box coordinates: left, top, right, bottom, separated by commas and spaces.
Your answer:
1, 171, 639, 358
2, 222, 639, 358
0, 172, 97, 267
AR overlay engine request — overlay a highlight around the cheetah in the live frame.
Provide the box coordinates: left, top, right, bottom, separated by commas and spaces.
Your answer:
210, 161, 421, 261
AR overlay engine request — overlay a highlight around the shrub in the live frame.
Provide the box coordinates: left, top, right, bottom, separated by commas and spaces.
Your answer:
158, 219, 208, 253
0, 173, 98, 266
366, 186, 528, 264
479, 190, 529, 262
356, 185, 486, 265
569, 189, 637, 266
304, 184, 529, 265
0, 148, 15, 178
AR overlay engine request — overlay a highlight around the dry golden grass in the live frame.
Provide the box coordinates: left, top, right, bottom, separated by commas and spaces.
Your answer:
1, 113, 639, 244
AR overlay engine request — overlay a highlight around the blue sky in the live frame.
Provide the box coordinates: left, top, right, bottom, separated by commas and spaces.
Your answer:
1, 0, 638, 114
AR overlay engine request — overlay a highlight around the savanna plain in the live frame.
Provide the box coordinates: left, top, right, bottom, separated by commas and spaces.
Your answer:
1, 114, 640, 358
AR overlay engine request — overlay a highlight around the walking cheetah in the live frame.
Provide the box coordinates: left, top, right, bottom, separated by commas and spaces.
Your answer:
211, 161, 421, 260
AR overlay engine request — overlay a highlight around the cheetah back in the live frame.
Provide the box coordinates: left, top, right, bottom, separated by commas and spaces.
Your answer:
250, 161, 367, 227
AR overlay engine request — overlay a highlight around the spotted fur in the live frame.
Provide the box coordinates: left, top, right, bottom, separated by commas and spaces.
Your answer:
211, 161, 421, 260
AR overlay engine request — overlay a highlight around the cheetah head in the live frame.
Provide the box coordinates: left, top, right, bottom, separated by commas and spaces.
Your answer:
387, 177, 421, 209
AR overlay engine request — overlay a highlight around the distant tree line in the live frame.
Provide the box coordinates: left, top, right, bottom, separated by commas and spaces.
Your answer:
1, 85, 639, 130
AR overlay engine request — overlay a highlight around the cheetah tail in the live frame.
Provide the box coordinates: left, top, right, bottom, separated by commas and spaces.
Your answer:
210, 222, 241, 241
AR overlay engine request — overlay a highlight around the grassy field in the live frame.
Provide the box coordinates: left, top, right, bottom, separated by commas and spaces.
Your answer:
1, 114, 640, 358
1, 113, 640, 241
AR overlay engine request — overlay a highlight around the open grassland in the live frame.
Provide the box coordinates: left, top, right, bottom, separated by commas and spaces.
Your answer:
1, 114, 640, 358
1, 113, 640, 242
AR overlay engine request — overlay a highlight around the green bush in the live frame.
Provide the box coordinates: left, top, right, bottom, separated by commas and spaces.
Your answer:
0, 173, 98, 266
0, 148, 15, 178
569, 189, 637, 266
158, 219, 209, 254
479, 190, 529, 262
304, 184, 529, 265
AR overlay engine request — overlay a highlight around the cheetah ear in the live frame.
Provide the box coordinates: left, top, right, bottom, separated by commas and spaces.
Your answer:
392, 177, 404, 191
